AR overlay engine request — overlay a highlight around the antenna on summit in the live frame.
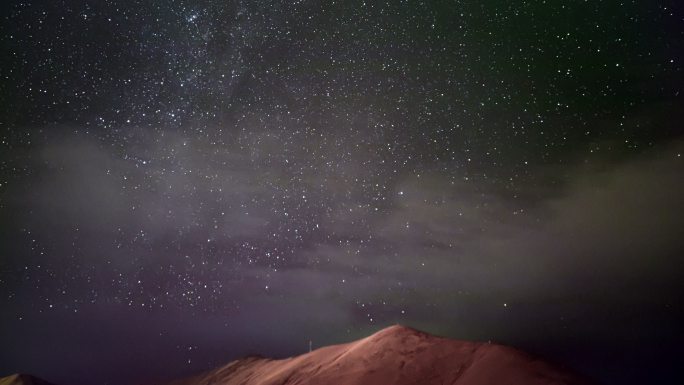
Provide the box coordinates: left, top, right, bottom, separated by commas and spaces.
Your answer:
308, 339, 312, 352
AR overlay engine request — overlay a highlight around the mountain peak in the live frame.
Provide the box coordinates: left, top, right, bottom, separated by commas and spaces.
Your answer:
364, 324, 432, 343
377, 324, 422, 334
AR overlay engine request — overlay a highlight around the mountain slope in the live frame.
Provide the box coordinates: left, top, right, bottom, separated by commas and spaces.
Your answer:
0, 374, 58, 385
165, 325, 592, 385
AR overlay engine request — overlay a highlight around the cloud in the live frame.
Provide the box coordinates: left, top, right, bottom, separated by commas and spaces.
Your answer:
292, 141, 684, 328
480, 141, 684, 297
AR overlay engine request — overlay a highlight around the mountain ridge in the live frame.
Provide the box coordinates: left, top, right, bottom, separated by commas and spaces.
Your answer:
161, 324, 593, 385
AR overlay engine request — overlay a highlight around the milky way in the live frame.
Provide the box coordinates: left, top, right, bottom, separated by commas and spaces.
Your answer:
1, 1, 683, 385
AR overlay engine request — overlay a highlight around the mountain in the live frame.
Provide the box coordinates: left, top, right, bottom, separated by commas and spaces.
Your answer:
0, 374, 58, 385
163, 325, 593, 385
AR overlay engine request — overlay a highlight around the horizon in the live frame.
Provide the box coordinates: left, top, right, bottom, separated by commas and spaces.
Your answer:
0, 324, 593, 384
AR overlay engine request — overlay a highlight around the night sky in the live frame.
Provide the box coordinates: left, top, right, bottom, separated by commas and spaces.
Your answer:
1, 1, 683, 384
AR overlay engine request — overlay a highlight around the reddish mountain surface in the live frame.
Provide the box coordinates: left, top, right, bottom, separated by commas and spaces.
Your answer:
0, 374, 58, 385
165, 325, 592, 385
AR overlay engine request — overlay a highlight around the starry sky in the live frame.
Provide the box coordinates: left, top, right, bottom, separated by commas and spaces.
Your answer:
0, 1, 682, 384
